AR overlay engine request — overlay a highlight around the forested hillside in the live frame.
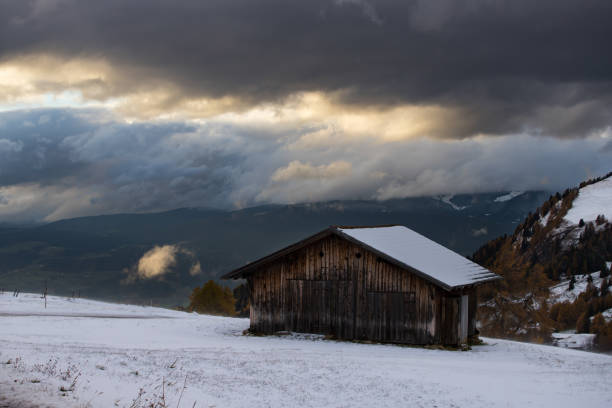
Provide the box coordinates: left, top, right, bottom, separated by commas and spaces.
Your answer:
472, 173, 612, 349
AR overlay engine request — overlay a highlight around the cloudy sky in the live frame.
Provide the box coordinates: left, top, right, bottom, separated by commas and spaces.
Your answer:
0, 0, 611, 223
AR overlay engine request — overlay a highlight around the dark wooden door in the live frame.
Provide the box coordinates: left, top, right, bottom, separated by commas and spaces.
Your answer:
366, 292, 416, 343
288, 277, 355, 338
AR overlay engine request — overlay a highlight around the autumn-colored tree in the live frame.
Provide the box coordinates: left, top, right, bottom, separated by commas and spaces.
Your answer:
476, 239, 553, 341
576, 311, 590, 333
550, 301, 580, 331
589, 313, 612, 350
590, 313, 606, 335
189, 280, 236, 316
472, 174, 612, 343
593, 319, 612, 350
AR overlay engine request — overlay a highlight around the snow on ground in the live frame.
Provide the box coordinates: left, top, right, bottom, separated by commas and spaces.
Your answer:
0, 292, 180, 318
539, 210, 551, 227
565, 176, 612, 224
1, 294, 612, 408
494, 191, 524, 202
549, 272, 611, 304
551, 331, 596, 350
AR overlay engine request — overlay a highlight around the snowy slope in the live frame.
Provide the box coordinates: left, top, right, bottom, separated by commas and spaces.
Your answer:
1, 293, 612, 408
565, 176, 612, 224
547, 272, 611, 351
533, 175, 612, 250
549, 272, 611, 304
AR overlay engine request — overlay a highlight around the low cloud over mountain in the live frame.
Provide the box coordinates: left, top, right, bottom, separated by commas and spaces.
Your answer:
0, 109, 609, 223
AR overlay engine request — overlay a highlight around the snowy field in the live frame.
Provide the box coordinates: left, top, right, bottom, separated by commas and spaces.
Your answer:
1, 293, 611, 408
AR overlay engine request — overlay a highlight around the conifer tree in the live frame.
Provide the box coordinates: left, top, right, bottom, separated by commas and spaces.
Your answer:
601, 263, 610, 279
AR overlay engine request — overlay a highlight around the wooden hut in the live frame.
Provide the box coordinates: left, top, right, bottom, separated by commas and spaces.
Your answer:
222, 225, 501, 345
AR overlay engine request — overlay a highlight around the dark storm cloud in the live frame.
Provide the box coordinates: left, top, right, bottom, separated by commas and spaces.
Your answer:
1, 0, 612, 137
0, 110, 91, 185
0, 108, 260, 219
0, 108, 610, 223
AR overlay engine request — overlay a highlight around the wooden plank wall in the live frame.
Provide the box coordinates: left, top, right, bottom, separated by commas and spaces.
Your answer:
467, 287, 478, 337
249, 234, 464, 345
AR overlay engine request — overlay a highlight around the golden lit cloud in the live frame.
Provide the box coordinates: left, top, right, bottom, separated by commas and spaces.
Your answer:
0, 55, 114, 103
271, 160, 352, 182
137, 245, 179, 279
0, 53, 469, 141
130, 244, 202, 281
0, 54, 251, 118
3, 53, 598, 144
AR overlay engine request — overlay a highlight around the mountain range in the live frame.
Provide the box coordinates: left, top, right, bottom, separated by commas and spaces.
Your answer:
0, 191, 549, 305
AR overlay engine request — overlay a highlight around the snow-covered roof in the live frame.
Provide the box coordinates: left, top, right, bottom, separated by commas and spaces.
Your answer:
224, 224, 500, 290
337, 226, 500, 290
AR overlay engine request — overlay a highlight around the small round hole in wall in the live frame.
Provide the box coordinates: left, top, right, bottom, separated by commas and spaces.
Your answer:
319, 251, 324, 257
355, 252, 362, 259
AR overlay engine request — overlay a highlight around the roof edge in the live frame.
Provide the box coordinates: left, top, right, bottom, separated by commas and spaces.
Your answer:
221, 226, 337, 279
222, 225, 501, 291
332, 224, 402, 229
